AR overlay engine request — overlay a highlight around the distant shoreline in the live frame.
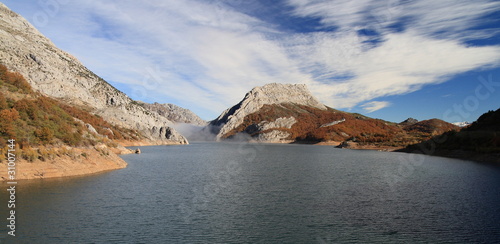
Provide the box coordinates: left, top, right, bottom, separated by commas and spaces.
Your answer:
395, 148, 500, 164
3, 140, 497, 182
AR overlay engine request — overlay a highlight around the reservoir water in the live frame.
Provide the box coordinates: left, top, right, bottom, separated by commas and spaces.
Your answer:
1, 142, 500, 243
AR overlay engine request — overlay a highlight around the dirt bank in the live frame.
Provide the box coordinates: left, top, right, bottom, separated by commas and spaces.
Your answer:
0, 145, 128, 181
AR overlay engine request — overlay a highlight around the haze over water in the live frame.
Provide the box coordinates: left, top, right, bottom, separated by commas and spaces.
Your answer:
1, 142, 500, 243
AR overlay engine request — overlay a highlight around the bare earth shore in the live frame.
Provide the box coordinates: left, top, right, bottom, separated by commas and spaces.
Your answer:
0, 146, 127, 181
0, 140, 185, 181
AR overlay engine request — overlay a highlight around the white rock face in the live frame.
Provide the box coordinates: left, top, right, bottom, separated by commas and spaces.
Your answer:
242, 117, 296, 143
257, 117, 297, 131
211, 83, 326, 140
140, 102, 207, 126
320, 118, 346, 128
0, 3, 187, 144
256, 130, 292, 143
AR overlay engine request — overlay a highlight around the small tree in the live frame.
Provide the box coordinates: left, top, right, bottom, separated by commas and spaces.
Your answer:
35, 127, 54, 143
0, 92, 7, 110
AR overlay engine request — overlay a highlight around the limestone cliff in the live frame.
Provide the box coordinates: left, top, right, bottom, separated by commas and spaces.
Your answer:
0, 3, 187, 144
210, 83, 326, 140
140, 102, 207, 126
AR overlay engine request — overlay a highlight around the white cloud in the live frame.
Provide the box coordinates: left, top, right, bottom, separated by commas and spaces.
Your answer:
286, 0, 500, 41
9, 0, 500, 120
399, 0, 500, 41
288, 30, 500, 108
361, 101, 391, 113
285, 0, 500, 108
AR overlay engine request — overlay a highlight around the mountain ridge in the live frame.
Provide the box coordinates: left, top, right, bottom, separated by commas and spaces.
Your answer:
398, 108, 500, 163
0, 3, 187, 144
139, 102, 207, 126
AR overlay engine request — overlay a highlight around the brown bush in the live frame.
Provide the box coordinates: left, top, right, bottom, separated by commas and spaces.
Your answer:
0, 64, 32, 93
0, 92, 7, 110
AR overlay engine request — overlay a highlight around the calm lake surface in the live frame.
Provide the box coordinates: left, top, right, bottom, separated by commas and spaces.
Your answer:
1, 142, 500, 243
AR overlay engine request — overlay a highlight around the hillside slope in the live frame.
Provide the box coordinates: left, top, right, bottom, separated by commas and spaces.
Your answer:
0, 64, 138, 180
0, 3, 187, 144
398, 108, 500, 163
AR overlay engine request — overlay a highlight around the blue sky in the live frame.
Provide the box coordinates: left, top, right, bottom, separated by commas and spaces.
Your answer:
2, 0, 500, 123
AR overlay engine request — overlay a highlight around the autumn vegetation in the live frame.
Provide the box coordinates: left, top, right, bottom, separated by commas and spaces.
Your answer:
224, 103, 459, 148
0, 64, 140, 162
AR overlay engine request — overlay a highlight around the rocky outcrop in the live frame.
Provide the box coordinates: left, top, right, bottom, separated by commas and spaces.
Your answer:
400, 118, 419, 126
320, 118, 346, 128
210, 83, 326, 140
246, 117, 297, 133
255, 130, 293, 143
243, 117, 297, 143
336, 140, 357, 149
0, 3, 187, 144
140, 102, 207, 126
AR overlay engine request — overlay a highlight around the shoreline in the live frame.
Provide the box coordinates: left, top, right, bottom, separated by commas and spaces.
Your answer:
0, 139, 189, 181
0, 145, 127, 181
116, 139, 189, 147
395, 148, 500, 164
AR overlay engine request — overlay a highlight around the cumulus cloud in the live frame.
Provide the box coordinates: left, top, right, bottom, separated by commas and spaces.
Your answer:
14, 0, 500, 119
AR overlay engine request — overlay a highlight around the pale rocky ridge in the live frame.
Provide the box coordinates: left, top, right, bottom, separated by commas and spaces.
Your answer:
320, 118, 346, 128
210, 83, 326, 141
0, 3, 187, 144
139, 102, 207, 126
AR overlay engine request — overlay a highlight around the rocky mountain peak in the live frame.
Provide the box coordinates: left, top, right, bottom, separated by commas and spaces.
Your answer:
243, 83, 326, 110
400, 118, 419, 126
210, 83, 326, 140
